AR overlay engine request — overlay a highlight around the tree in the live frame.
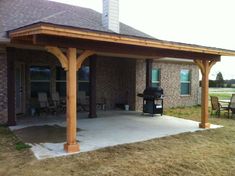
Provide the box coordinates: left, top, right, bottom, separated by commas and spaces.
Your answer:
215, 72, 224, 87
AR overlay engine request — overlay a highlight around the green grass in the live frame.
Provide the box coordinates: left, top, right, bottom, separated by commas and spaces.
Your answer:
15, 142, 31, 150
209, 87, 235, 100
209, 93, 232, 100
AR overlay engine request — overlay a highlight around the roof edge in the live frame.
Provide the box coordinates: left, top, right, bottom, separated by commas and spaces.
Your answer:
8, 22, 235, 57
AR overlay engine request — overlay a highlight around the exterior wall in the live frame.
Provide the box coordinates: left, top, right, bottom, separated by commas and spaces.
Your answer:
13, 49, 60, 113
0, 47, 200, 121
0, 48, 7, 123
96, 56, 136, 110
5, 48, 136, 115
135, 59, 200, 111
135, 60, 146, 111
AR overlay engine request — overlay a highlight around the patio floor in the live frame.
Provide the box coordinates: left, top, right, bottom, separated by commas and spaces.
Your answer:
9, 111, 222, 160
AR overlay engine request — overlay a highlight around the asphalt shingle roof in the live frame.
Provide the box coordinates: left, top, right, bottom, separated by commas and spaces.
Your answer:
0, 0, 154, 39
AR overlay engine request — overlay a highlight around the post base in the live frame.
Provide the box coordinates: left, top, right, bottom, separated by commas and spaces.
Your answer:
199, 123, 210, 129
64, 143, 80, 153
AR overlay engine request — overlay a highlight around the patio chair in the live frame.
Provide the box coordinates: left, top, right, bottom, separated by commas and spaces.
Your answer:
52, 92, 66, 113
210, 96, 230, 117
229, 94, 235, 117
38, 92, 56, 115
77, 91, 89, 112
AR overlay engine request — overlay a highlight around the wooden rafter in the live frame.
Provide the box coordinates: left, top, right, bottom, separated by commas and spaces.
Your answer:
209, 60, 217, 72
194, 60, 205, 75
77, 50, 95, 70
45, 46, 68, 70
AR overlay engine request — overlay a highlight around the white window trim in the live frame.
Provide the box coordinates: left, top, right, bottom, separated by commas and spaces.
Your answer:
180, 70, 191, 95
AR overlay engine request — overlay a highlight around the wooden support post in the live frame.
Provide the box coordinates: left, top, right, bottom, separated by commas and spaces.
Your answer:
64, 48, 80, 153
89, 55, 97, 118
46, 46, 94, 153
7, 47, 16, 126
146, 59, 153, 88
194, 59, 218, 128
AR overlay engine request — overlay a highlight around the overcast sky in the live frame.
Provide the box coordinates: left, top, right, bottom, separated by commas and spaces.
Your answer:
52, 0, 235, 80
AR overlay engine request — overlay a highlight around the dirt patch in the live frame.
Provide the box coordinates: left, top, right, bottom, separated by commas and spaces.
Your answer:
13, 125, 81, 143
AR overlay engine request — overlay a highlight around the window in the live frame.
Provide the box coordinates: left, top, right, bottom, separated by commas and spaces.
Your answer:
152, 68, 160, 87
180, 69, 191, 95
78, 66, 90, 96
55, 66, 90, 97
30, 66, 51, 97
56, 67, 66, 97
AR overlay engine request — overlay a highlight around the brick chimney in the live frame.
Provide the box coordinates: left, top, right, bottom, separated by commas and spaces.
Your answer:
102, 0, 120, 33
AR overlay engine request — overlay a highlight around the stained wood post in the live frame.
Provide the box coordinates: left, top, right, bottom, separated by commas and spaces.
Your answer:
64, 48, 80, 153
200, 60, 210, 128
7, 47, 16, 126
146, 59, 153, 88
46, 47, 94, 153
194, 59, 217, 128
89, 55, 97, 118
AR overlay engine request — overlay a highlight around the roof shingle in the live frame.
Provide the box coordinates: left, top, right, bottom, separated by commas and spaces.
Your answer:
0, 0, 154, 39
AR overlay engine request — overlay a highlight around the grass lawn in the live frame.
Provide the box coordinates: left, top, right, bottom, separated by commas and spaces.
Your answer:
1, 107, 235, 176
209, 88, 235, 100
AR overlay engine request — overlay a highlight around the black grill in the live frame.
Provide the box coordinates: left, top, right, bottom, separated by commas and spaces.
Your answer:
138, 87, 164, 116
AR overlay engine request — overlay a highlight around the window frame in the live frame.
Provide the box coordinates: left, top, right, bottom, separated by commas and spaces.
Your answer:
55, 66, 90, 97
29, 65, 51, 98
151, 68, 160, 87
180, 69, 191, 96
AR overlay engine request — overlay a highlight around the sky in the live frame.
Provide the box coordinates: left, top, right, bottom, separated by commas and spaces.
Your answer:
51, 0, 235, 80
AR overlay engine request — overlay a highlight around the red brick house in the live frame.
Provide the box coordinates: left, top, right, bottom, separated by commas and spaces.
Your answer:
1, 0, 235, 152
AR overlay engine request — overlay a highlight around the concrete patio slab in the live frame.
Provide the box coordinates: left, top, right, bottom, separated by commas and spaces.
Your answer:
10, 111, 222, 160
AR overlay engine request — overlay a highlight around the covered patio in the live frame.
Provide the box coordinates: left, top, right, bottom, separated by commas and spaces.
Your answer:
8, 22, 235, 154
10, 111, 221, 159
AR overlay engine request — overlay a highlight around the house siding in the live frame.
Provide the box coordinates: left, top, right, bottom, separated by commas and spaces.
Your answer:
0, 49, 8, 123
135, 59, 200, 111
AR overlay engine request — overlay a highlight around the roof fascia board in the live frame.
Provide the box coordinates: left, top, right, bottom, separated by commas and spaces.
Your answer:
9, 23, 235, 56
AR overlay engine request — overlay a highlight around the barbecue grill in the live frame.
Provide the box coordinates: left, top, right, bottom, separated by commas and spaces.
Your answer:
138, 87, 164, 116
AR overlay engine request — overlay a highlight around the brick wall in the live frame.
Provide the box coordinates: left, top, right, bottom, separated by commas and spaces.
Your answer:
0, 47, 200, 120
3, 48, 137, 115
96, 56, 136, 110
135, 59, 200, 111
0, 49, 8, 123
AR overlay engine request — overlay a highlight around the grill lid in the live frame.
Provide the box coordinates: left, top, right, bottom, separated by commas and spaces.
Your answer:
143, 87, 163, 98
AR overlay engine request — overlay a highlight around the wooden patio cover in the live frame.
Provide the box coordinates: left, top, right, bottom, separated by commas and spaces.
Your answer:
8, 22, 235, 153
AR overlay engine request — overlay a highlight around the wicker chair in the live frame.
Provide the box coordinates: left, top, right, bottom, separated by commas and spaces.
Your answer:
77, 91, 89, 112
52, 92, 66, 113
210, 96, 230, 117
38, 92, 56, 115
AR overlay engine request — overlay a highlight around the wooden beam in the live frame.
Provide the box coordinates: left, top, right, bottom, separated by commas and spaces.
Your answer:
6, 47, 16, 126
146, 59, 153, 88
195, 59, 218, 128
64, 48, 80, 153
200, 60, 210, 128
45, 46, 68, 70
89, 55, 97, 118
34, 35, 221, 60
77, 50, 95, 70
194, 60, 205, 75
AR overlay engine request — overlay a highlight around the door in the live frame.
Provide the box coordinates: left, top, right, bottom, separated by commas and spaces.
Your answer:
15, 62, 25, 114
